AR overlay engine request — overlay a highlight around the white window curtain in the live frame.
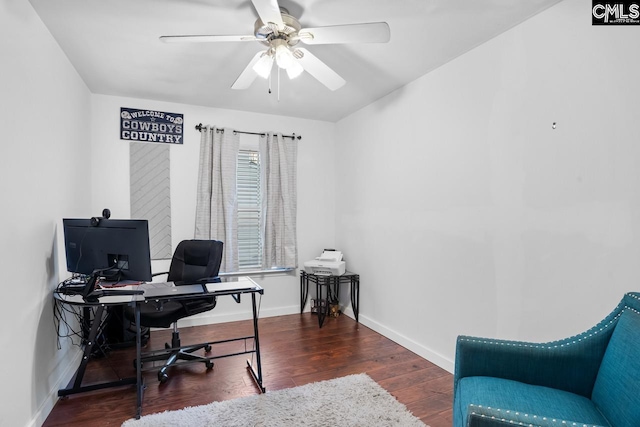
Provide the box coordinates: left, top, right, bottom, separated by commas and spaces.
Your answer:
194, 127, 240, 273
259, 133, 298, 269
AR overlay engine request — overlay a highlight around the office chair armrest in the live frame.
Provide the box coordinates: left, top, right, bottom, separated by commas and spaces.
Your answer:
179, 275, 220, 315
180, 295, 217, 316
172, 276, 221, 287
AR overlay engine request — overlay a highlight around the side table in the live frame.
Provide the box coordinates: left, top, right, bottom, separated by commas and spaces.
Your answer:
300, 271, 360, 328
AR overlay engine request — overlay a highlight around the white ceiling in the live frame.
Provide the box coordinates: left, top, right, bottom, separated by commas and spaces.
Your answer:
29, 0, 562, 122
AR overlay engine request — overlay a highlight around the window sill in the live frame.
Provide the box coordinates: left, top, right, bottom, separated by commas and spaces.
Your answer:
219, 268, 295, 278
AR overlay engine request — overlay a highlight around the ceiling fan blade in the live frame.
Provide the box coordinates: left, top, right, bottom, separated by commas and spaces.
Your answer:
298, 22, 390, 45
231, 51, 264, 90
160, 35, 257, 43
251, 0, 284, 30
296, 48, 345, 91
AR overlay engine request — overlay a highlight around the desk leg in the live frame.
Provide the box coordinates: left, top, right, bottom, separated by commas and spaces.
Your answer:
316, 279, 330, 328
135, 303, 144, 419
72, 305, 103, 391
351, 276, 359, 323
300, 273, 309, 313
246, 292, 266, 393
58, 305, 137, 397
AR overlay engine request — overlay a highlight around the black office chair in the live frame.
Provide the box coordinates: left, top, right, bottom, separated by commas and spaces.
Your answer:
133, 239, 223, 383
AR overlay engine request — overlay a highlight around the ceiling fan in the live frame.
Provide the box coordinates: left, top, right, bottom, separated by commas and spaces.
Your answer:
159, 0, 390, 91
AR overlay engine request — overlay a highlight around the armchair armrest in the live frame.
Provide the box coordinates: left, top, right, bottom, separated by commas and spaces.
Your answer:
466, 405, 607, 427
454, 305, 623, 398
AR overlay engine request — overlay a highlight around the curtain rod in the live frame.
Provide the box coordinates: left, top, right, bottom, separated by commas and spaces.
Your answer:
195, 123, 301, 140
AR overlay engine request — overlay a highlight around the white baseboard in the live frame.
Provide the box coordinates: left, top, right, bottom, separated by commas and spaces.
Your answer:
315, 305, 454, 373
30, 347, 83, 427
353, 311, 455, 374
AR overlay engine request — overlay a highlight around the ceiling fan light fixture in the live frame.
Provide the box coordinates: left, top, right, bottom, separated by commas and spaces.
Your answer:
252, 52, 274, 78
286, 60, 304, 79
274, 40, 294, 70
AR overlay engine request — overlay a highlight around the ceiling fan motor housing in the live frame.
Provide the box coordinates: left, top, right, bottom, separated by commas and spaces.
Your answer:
254, 9, 302, 47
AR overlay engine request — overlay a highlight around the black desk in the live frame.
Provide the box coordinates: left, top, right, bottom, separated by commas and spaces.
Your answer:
300, 271, 360, 327
53, 277, 264, 419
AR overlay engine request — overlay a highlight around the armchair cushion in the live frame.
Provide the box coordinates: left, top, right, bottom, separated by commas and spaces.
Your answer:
456, 377, 610, 426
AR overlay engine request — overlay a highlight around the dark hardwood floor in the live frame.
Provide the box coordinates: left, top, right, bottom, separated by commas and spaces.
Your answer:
44, 313, 453, 426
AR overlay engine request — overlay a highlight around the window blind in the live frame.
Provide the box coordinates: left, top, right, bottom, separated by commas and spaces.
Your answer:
237, 150, 262, 269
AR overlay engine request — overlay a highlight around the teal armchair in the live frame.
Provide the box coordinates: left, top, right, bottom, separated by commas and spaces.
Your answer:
453, 292, 640, 427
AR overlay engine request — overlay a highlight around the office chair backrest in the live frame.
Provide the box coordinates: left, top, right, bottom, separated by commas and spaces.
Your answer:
167, 240, 223, 284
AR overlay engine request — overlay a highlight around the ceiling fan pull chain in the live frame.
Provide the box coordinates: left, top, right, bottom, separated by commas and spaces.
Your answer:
277, 66, 280, 102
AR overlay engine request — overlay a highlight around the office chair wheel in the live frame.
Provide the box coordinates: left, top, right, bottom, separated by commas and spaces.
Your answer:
204, 344, 212, 352
158, 372, 169, 383
206, 361, 214, 370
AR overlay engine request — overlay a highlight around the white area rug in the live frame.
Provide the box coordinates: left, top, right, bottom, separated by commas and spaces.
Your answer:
122, 373, 427, 427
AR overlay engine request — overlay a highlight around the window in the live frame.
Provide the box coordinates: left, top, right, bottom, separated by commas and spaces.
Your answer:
195, 129, 296, 271
237, 150, 262, 269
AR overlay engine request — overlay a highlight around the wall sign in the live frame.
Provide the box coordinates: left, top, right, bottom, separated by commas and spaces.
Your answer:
120, 108, 184, 144
592, 1, 640, 24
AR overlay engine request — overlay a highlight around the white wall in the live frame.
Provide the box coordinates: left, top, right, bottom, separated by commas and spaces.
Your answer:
335, 0, 640, 372
9, 0, 639, 425
90, 94, 336, 323
0, 2, 92, 426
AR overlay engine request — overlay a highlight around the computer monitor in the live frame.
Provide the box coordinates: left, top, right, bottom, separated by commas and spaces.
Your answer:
62, 218, 152, 296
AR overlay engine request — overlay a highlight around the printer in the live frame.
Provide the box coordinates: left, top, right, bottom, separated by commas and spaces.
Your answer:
303, 250, 346, 276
